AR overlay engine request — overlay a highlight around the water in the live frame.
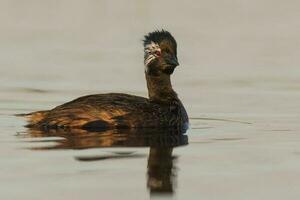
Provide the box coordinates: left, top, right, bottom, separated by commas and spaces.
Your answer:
1, 1, 300, 199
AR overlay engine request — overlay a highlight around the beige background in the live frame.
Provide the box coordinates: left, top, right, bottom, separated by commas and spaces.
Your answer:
0, 1, 300, 200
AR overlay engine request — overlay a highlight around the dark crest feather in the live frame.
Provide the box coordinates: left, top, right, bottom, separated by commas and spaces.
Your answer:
143, 30, 177, 48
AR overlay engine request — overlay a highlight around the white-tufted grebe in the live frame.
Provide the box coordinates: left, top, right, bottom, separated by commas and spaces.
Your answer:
21, 30, 189, 130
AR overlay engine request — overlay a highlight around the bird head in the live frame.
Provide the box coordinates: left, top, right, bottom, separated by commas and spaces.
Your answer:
143, 30, 179, 76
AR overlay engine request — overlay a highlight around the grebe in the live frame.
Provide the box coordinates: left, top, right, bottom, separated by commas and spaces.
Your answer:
22, 30, 189, 130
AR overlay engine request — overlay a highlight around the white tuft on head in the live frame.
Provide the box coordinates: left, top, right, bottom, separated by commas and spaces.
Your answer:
145, 41, 160, 54
144, 42, 161, 67
144, 54, 156, 66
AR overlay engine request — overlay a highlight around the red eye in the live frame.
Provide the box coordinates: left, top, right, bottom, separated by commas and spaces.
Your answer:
155, 51, 161, 56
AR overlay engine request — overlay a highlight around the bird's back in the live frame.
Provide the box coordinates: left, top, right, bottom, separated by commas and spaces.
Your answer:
25, 93, 188, 130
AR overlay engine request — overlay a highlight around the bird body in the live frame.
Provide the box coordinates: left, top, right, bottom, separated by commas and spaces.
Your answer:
25, 93, 188, 130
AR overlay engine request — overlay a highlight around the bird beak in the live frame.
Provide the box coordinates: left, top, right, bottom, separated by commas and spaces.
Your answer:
162, 55, 179, 75
169, 56, 179, 67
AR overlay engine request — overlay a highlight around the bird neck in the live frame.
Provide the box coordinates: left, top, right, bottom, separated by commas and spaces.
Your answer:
145, 73, 178, 103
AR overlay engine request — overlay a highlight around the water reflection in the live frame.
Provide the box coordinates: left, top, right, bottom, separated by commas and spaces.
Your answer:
21, 127, 188, 195
148, 147, 175, 195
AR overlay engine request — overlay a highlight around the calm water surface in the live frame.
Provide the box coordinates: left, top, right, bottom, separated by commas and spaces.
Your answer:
1, 1, 300, 199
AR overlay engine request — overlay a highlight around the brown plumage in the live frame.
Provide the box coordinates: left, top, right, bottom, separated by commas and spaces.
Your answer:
21, 30, 189, 130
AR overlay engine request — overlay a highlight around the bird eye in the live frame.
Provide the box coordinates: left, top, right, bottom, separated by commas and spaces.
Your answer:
154, 50, 161, 56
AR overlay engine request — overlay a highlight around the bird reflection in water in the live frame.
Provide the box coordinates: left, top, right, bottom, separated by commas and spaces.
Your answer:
20, 127, 188, 195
